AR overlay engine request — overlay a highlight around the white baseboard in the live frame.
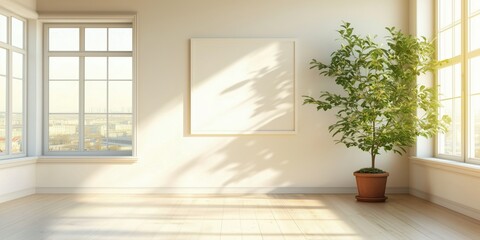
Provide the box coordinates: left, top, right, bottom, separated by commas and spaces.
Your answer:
410, 188, 480, 221
0, 188, 36, 203
35, 187, 409, 194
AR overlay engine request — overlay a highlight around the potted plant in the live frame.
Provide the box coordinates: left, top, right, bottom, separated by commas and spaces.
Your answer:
303, 22, 449, 202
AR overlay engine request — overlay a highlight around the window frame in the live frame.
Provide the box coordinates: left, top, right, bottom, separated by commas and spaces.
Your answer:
0, 8, 27, 160
466, 1, 480, 164
435, 0, 480, 164
43, 21, 136, 156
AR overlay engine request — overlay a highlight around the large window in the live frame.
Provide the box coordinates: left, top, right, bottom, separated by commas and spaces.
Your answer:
44, 23, 134, 156
437, 0, 480, 163
0, 10, 26, 159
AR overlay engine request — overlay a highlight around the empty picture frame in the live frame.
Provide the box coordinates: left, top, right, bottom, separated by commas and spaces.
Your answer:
190, 38, 296, 134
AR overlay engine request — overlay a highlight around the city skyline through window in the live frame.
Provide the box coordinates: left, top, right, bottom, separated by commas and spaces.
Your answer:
45, 24, 134, 155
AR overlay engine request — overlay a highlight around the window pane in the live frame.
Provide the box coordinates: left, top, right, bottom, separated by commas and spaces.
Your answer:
454, 24, 461, 56
108, 28, 132, 51
438, 99, 462, 156
85, 81, 107, 113
471, 0, 480, 15
49, 114, 79, 151
470, 15, 480, 52
438, 100, 451, 155
49, 81, 79, 113
109, 81, 132, 113
85, 114, 107, 151
437, 24, 461, 60
0, 76, 4, 154
439, 28, 453, 60
439, 0, 453, 29
12, 52, 23, 79
0, 76, 5, 112
439, 65, 453, 99
12, 79, 22, 113
0, 76, 7, 155
12, 113, 22, 153
49, 28, 79, 51
11, 17, 23, 49
472, 95, 480, 158
454, 0, 461, 22
454, 64, 461, 97
472, 56, 480, 158
471, 57, 480, 94
108, 114, 132, 151
0, 48, 5, 76
0, 112, 4, 153
85, 28, 107, 51
49, 57, 79, 80
108, 57, 132, 79
453, 98, 461, 155
85, 57, 107, 80
0, 15, 6, 43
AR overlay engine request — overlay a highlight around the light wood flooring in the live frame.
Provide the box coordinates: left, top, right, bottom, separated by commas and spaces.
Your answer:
0, 194, 480, 240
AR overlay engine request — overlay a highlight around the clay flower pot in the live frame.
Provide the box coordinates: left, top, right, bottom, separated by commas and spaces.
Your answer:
353, 172, 389, 202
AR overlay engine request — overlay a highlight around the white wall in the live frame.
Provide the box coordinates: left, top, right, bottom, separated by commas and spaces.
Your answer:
0, 161, 36, 202
410, 159, 480, 220
35, 0, 410, 193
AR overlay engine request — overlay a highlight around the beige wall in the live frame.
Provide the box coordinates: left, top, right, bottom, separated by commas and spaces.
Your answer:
35, 0, 410, 193
12, 0, 35, 10
0, 0, 36, 17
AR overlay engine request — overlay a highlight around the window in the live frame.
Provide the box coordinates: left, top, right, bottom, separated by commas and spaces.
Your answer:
436, 0, 480, 163
44, 23, 134, 156
0, 10, 26, 159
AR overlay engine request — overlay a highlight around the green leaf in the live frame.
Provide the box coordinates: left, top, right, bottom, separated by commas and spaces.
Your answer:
303, 22, 448, 168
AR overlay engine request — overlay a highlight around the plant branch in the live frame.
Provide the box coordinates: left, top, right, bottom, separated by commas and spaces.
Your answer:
303, 22, 450, 172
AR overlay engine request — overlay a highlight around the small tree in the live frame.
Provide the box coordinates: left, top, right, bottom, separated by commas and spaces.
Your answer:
303, 23, 450, 173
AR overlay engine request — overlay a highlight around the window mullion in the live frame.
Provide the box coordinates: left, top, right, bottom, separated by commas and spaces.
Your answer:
106, 27, 110, 150
106, 56, 110, 150
79, 27, 85, 152
467, 50, 480, 58
79, 56, 85, 152
22, 50, 26, 155
463, 0, 469, 162
43, 26, 49, 155
20, 15, 27, 155
6, 49, 11, 155
46, 52, 131, 57
6, 15, 10, 156
443, 55, 463, 65
448, 47, 461, 160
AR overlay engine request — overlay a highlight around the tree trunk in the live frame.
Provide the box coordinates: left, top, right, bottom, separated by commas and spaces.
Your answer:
371, 153, 376, 169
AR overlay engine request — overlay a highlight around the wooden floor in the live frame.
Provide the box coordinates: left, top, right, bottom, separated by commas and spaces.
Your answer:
0, 194, 479, 240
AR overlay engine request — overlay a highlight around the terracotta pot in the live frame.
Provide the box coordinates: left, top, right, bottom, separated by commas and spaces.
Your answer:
353, 172, 389, 202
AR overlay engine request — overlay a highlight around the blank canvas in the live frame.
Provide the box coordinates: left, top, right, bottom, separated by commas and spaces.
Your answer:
190, 38, 296, 134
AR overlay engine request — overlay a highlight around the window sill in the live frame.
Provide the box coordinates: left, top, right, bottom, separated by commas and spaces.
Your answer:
37, 156, 138, 164
0, 157, 38, 169
410, 156, 480, 178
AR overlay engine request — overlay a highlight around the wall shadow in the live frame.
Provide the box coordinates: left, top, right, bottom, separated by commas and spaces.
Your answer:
176, 40, 298, 191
